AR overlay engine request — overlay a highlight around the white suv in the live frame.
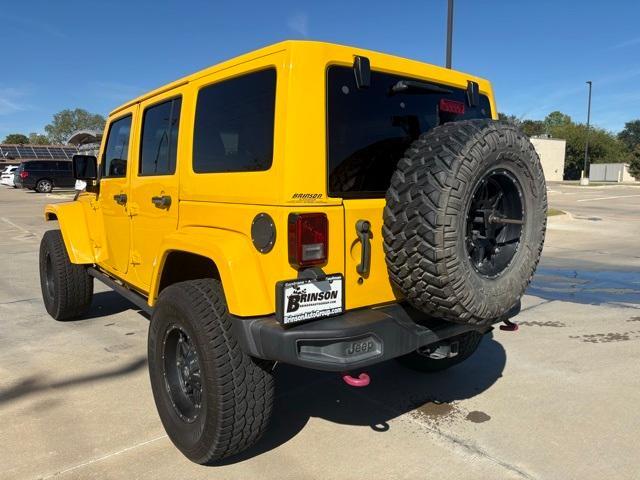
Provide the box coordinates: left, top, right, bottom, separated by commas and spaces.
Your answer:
1, 166, 18, 187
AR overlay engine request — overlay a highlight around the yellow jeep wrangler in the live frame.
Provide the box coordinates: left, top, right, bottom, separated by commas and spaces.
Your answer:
39, 41, 546, 463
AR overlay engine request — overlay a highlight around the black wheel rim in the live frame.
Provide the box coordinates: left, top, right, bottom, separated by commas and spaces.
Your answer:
162, 326, 203, 422
45, 253, 55, 299
465, 169, 524, 278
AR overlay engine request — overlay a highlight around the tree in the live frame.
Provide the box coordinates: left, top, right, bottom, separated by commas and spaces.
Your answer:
498, 113, 521, 127
520, 119, 545, 137
628, 145, 640, 180
28, 132, 50, 145
618, 120, 640, 151
44, 108, 106, 144
3, 133, 29, 144
544, 111, 572, 132
549, 123, 630, 179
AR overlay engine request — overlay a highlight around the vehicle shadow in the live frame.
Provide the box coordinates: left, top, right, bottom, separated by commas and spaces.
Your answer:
72, 290, 146, 320
0, 356, 146, 406
219, 332, 506, 465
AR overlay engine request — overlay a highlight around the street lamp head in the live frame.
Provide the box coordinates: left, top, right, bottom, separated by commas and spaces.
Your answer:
586, 80, 592, 85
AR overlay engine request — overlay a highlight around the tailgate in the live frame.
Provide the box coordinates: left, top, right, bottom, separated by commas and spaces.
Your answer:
343, 198, 401, 310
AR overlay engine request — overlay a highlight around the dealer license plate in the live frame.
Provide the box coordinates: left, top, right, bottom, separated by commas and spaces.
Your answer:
276, 274, 344, 325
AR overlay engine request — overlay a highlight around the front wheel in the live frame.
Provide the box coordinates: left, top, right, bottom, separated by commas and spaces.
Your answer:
39, 230, 93, 320
148, 279, 274, 464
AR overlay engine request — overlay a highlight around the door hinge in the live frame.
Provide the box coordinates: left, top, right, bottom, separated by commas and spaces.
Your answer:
131, 251, 141, 265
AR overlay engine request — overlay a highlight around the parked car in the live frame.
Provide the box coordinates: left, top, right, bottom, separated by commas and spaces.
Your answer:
0, 165, 18, 187
12, 164, 24, 189
39, 41, 547, 464
13, 160, 75, 193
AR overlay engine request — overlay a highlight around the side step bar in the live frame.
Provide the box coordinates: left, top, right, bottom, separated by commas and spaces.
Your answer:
87, 267, 153, 315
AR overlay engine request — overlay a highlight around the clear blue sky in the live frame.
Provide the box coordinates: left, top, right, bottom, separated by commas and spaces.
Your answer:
1, 0, 639, 141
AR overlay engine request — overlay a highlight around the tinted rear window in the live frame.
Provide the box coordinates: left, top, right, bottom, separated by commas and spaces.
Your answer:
193, 68, 276, 173
327, 66, 492, 198
25, 161, 50, 170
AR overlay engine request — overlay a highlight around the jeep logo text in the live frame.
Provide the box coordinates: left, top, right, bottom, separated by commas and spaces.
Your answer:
345, 340, 375, 356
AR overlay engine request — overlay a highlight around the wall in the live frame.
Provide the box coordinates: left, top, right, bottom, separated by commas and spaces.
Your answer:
589, 163, 638, 183
530, 137, 566, 182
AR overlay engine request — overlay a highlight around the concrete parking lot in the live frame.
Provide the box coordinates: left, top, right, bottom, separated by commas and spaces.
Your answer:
1, 183, 639, 480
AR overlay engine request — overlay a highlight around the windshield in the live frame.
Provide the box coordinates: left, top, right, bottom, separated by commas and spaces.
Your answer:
327, 66, 492, 198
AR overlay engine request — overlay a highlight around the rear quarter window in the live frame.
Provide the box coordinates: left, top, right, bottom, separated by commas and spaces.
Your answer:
192, 68, 276, 173
327, 66, 492, 198
26, 161, 47, 170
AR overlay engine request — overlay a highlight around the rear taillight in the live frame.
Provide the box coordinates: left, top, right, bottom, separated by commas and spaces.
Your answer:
19, 171, 28, 179
288, 213, 328, 268
439, 98, 465, 115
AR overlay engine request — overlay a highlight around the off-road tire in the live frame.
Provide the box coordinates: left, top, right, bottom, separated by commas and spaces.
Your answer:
39, 229, 93, 320
383, 119, 547, 326
148, 279, 275, 464
396, 331, 483, 372
36, 178, 53, 193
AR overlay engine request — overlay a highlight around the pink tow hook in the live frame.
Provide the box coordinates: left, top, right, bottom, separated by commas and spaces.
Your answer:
342, 372, 370, 387
500, 319, 519, 331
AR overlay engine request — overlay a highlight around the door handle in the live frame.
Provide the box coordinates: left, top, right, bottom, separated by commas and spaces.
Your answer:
113, 193, 127, 205
151, 195, 172, 209
356, 219, 371, 277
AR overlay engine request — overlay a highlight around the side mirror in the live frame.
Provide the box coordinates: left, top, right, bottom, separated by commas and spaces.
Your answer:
72, 154, 98, 180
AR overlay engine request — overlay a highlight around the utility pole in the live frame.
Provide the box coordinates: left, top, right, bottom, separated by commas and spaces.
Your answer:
580, 81, 593, 185
446, 0, 454, 68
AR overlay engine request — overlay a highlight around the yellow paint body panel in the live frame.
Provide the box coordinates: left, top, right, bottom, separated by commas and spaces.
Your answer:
45, 40, 497, 317
44, 202, 96, 264
343, 199, 401, 309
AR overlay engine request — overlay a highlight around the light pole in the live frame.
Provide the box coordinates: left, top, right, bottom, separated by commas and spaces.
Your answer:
581, 81, 593, 185
446, 0, 453, 68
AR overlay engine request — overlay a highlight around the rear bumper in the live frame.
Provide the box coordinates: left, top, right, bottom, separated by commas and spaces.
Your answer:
233, 302, 519, 372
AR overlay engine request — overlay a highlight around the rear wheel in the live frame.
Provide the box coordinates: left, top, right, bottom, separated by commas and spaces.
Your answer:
148, 279, 274, 464
36, 179, 53, 193
397, 331, 483, 372
39, 229, 93, 320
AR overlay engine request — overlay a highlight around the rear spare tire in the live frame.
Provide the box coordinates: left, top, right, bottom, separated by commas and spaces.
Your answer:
383, 119, 546, 326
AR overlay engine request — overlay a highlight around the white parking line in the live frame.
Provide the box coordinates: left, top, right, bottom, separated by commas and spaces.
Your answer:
1, 217, 31, 234
40, 435, 168, 479
576, 194, 640, 203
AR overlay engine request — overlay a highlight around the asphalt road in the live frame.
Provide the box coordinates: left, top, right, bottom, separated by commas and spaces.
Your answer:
0, 183, 639, 480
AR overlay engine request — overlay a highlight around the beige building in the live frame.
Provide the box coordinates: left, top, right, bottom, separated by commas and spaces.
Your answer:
530, 136, 566, 182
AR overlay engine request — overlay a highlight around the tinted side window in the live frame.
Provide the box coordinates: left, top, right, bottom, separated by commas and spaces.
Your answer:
58, 162, 72, 171
193, 68, 276, 173
102, 115, 132, 178
140, 98, 182, 176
